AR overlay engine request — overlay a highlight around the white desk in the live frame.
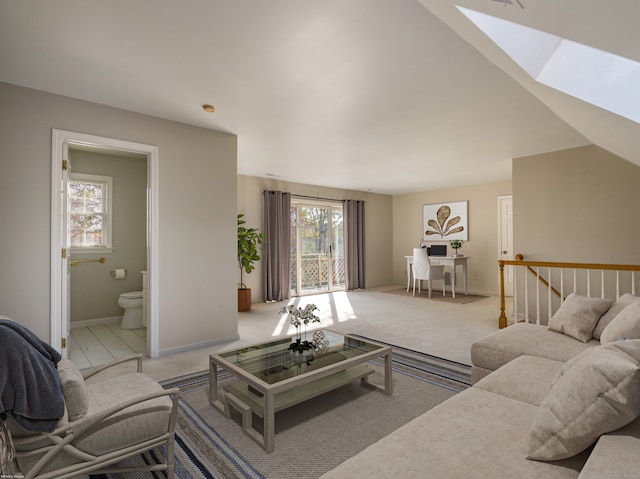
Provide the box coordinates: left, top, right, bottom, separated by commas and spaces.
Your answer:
405, 255, 470, 298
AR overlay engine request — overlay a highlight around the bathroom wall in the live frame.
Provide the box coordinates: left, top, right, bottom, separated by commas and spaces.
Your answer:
69, 148, 147, 323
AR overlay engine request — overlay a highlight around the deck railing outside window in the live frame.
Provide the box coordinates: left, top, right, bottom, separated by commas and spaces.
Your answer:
290, 253, 346, 295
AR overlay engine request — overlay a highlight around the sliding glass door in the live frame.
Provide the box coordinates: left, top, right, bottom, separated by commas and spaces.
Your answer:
290, 202, 345, 296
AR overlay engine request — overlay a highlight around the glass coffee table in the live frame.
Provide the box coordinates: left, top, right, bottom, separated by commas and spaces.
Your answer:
209, 330, 392, 453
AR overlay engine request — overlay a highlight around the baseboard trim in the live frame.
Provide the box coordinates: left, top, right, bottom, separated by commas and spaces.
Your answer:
71, 316, 122, 329
158, 334, 241, 357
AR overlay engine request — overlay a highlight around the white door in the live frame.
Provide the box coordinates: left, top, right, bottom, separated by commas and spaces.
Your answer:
498, 195, 514, 296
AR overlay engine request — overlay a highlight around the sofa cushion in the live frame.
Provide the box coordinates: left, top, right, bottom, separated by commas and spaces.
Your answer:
474, 356, 564, 407
57, 358, 89, 421
547, 293, 613, 343
471, 323, 596, 373
593, 293, 640, 340
577, 416, 640, 479
600, 300, 640, 344
321, 388, 588, 479
527, 340, 640, 461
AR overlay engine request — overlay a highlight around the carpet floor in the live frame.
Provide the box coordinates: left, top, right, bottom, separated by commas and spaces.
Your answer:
93, 341, 471, 479
382, 288, 489, 304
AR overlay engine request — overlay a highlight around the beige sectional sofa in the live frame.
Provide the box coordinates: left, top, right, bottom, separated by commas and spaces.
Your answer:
321, 293, 640, 478
471, 292, 639, 383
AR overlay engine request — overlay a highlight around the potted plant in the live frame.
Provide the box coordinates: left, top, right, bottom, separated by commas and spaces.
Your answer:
237, 214, 265, 311
280, 304, 321, 356
449, 239, 463, 257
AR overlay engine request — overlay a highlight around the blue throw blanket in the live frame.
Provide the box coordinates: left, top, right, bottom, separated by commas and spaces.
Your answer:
0, 319, 64, 432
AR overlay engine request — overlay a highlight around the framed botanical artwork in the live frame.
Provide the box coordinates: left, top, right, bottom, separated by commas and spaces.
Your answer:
423, 201, 468, 241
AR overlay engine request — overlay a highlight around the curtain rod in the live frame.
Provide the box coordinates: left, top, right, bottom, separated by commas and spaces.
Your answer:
291, 193, 344, 203
260, 189, 347, 204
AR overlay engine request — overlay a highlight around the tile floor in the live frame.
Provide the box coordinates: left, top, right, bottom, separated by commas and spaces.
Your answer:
70, 322, 147, 369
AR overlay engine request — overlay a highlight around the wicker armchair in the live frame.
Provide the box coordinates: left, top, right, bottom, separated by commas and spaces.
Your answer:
10, 354, 180, 479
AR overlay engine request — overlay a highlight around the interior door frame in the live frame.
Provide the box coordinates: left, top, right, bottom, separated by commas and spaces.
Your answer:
51, 129, 160, 358
497, 194, 514, 297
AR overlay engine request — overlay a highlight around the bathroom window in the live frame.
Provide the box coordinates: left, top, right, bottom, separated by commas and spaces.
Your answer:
69, 173, 113, 253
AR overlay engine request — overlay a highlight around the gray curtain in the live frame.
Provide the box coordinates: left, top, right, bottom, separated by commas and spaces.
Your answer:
262, 190, 291, 302
344, 199, 365, 290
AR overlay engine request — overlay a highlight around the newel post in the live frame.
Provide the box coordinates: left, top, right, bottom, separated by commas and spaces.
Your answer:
498, 260, 507, 329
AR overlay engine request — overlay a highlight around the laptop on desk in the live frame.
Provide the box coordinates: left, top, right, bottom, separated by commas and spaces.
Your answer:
429, 244, 447, 256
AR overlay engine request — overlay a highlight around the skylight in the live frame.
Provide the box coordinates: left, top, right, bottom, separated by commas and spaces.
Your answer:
457, 6, 640, 124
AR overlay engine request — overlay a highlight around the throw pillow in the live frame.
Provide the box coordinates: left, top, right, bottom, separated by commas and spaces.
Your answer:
593, 293, 640, 340
600, 300, 640, 344
547, 293, 613, 343
548, 346, 594, 390
57, 358, 89, 421
527, 340, 640, 461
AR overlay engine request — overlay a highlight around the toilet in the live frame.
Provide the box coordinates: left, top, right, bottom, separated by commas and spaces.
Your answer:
118, 291, 144, 329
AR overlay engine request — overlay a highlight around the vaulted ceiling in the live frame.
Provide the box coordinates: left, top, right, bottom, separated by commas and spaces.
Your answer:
1, 0, 637, 194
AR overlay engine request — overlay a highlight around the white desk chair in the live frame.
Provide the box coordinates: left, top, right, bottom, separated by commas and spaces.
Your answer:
412, 247, 445, 298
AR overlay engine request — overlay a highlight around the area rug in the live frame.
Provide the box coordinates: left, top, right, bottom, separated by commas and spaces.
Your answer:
93, 343, 471, 479
382, 287, 489, 304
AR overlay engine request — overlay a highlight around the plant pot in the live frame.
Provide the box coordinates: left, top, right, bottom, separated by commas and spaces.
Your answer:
238, 288, 252, 312
291, 348, 314, 364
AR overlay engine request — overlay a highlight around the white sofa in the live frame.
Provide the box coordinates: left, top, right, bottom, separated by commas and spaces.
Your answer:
321, 293, 640, 479
471, 292, 640, 383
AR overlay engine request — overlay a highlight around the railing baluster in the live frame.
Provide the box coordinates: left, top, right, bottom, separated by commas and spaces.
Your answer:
536, 267, 541, 325
548, 267, 552, 320
524, 268, 529, 324
498, 257, 640, 328
513, 265, 518, 322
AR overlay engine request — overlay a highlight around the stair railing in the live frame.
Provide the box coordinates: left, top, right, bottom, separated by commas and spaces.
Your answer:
498, 255, 640, 329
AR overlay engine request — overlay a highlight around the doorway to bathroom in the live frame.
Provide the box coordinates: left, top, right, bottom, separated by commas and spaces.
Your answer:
51, 130, 159, 366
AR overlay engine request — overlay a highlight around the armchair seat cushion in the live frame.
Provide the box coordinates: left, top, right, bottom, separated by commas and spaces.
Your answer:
74, 372, 173, 455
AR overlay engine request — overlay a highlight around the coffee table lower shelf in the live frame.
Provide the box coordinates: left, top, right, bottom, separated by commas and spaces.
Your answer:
216, 364, 376, 452
224, 364, 375, 418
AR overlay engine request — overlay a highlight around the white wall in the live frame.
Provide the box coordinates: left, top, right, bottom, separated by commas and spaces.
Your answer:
237, 175, 393, 300
513, 145, 640, 264
392, 181, 513, 295
0, 82, 238, 353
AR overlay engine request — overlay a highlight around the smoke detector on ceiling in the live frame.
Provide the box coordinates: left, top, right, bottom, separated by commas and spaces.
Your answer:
492, 0, 524, 8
